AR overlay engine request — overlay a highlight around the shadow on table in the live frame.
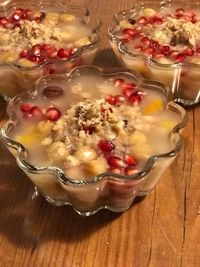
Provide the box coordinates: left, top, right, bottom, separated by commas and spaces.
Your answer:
92, 48, 121, 68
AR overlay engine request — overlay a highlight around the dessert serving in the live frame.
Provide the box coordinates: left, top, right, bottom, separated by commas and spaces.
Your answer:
0, 0, 101, 98
108, 0, 200, 105
0, 66, 187, 215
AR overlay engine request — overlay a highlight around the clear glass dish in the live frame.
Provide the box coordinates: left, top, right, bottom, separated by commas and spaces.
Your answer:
108, 0, 200, 106
0, 66, 187, 216
0, 0, 101, 100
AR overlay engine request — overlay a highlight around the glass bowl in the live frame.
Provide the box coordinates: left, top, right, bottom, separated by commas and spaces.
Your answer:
108, 0, 200, 106
0, 0, 101, 100
0, 66, 187, 216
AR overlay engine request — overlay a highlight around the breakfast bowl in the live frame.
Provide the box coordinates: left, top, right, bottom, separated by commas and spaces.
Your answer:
0, 66, 187, 216
108, 0, 200, 106
0, 0, 101, 99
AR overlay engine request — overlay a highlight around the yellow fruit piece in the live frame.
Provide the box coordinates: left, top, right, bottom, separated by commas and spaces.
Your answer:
60, 31, 72, 41
15, 127, 42, 147
129, 130, 147, 145
18, 59, 36, 67
45, 12, 59, 21
74, 146, 97, 162
143, 99, 164, 114
131, 144, 153, 159
159, 120, 176, 130
142, 8, 156, 17
75, 37, 91, 47
84, 158, 107, 176
36, 120, 54, 135
119, 20, 133, 28
59, 13, 75, 22
0, 51, 18, 62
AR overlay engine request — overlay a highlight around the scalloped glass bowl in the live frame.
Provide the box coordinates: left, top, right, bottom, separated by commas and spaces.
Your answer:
0, 66, 187, 216
108, 0, 200, 106
0, 0, 101, 100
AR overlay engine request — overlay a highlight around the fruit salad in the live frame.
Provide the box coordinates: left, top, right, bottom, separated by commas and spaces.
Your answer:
1, 67, 186, 215
0, 1, 100, 98
108, 1, 200, 104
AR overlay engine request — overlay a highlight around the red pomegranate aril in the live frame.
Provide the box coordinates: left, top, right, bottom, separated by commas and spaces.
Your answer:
105, 95, 118, 105
83, 125, 96, 135
32, 44, 41, 56
114, 95, 125, 104
45, 107, 61, 121
30, 106, 43, 117
34, 16, 42, 23
134, 45, 143, 52
176, 53, 185, 62
19, 49, 29, 58
128, 18, 136, 25
176, 8, 184, 14
150, 40, 159, 48
184, 48, 194, 56
107, 156, 126, 168
114, 78, 124, 86
122, 87, 133, 98
138, 16, 147, 24
57, 48, 71, 58
122, 28, 136, 37
124, 154, 138, 166
135, 89, 146, 95
20, 103, 33, 113
122, 82, 136, 90
45, 47, 57, 58
42, 86, 64, 98
141, 37, 150, 46
110, 168, 124, 174
125, 166, 138, 176
160, 45, 171, 55
128, 93, 141, 105
145, 47, 155, 55
98, 140, 115, 152
0, 17, 8, 26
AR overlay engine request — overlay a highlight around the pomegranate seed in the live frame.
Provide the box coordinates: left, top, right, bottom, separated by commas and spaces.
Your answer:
135, 89, 146, 95
57, 48, 72, 58
122, 82, 136, 90
183, 48, 194, 56
107, 156, 126, 168
175, 53, 185, 62
83, 125, 96, 135
123, 34, 133, 42
109, 168, 124, 174
124, 154, 138, 166
45, 107, 61, 121
141, 37, 150, 46
30, 106, 43, 117
176, 8, 184, 14
20, 103, 33, 113
145, 47, 155, 55
114, 95, 125, 104
105, 95, 118, 105
42, 86, 64, 98
160, 45, 171, 55
128, 93, 141, 105
34, 16, 42, 23
122, 87, 133, 97
128, 18, 136, 25
27, 54, 39, 62
125, 166, 138, 176
122, 28, 136, 37
32, 44, 41, 56
134, 45, 143, 52
170, 50, 179, 58
24, 9, 33, 20
176, 13, 184, 19
114, 78, 124, 86
98, 140, 115, 152
138, 16, 147, 24
150, 40, 159, 48
0, 17, 8, 26
19, 49, 29, 58
45, 47, 57, 58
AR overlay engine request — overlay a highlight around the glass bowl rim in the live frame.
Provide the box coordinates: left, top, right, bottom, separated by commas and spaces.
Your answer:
107, 0, 200, 69
0, 0, 102, 71
0, 65, 187, 187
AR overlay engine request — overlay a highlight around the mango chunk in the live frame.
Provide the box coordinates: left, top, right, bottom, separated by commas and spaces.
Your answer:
143, 99, 164, 114
15, 127, 42, 147
159, 120, 176, 130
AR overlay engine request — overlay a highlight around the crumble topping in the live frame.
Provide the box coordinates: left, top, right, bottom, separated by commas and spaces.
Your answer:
151, 18, 200, 47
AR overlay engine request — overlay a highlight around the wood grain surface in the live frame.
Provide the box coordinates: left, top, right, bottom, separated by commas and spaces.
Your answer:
0, 0, 200, 266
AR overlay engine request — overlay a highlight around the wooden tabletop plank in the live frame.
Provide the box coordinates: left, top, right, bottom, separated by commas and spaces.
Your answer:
0, 1, 200, 266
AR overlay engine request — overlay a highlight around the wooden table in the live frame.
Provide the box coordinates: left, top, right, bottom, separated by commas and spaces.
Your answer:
0, 1, 200, 266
